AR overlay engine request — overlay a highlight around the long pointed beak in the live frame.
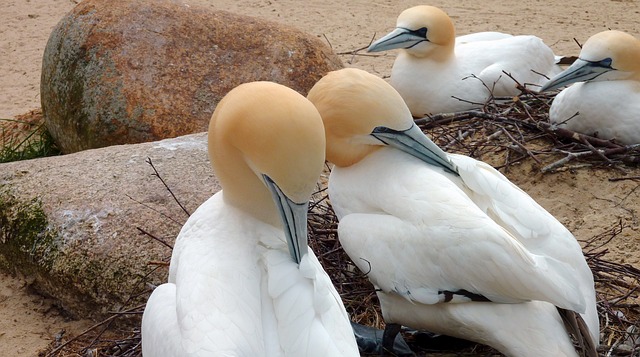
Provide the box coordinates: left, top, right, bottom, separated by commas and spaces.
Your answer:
371, 124, 458, 175
540, 58, 615, 92
368, 27, 426, 52
263, 175, 309, 265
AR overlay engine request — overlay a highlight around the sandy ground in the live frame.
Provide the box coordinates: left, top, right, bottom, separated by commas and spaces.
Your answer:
1, 0, 639, 355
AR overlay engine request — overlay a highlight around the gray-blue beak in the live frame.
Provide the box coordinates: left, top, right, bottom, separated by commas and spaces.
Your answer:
540, 58, 615, 92
263, 174, 309, 264
368, 27, 428, 52
371, 124, 458, 175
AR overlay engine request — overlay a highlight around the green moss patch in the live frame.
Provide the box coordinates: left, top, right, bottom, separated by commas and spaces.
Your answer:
0, 187, 60, 273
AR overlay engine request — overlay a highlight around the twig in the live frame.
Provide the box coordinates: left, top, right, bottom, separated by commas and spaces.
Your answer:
336, 32, 378, 56
148, 260, 170, 267
322, 33, 332, 50
146, 157, 190, 217
499, 125, 541, 164
542, 150, 596, 172
137, 227, 174, 250
45, 304, 145, 356
543, 145, 640, 173
537, 122, 623, 149
125, 194, 183, 226
609, 176, 640, 182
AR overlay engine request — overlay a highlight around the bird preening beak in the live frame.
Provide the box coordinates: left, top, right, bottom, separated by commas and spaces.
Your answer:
263, 174, 309, 265
371, 124, 458, 175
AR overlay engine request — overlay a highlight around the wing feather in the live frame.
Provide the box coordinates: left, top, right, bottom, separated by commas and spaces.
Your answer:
330, 148, 586, 312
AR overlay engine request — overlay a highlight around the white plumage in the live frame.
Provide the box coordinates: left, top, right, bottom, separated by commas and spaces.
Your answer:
367, 5, 560, 116
141, 81, 359, 357
541, 30, 640, 144
308, 68, 599, 357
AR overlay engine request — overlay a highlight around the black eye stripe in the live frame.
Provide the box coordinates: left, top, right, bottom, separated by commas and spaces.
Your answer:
586, 57, 613, 69
399, 27, 429, 39
397, 26, 428, 39
414, 27, 428, 38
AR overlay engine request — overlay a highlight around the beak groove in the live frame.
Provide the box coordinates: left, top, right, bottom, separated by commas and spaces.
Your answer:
263, 174, 309, 265
368, 27, 427, 52
540, 58, 615, 92
371, 124, 458, 175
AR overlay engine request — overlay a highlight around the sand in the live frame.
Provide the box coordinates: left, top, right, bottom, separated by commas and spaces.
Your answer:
1, 0, 639, 355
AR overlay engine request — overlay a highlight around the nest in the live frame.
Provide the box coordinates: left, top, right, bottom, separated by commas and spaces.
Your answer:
42, 86, 640, 356
414, 74, 640, 174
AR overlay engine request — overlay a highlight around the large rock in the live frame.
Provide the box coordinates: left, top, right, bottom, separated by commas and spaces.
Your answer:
0, 133, 217, 320
41, 0, 343, 153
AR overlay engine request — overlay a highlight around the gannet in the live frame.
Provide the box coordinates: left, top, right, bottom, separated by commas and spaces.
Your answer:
141, 81, 359, 356
367, 5, 560, 116
540, 30, 640, 144
307, 68, 599, 357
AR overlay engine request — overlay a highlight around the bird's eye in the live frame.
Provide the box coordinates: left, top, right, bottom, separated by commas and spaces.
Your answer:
598, 57, 613, 68
414, 27, 428, 38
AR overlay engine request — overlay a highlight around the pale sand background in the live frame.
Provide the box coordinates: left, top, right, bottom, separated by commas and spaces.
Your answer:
1, 0, 639, 354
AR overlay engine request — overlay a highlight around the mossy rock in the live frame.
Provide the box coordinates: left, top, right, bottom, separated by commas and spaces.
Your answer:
0, 186, 155, 321
0, 133, 218, 321
0, 188, 59, 274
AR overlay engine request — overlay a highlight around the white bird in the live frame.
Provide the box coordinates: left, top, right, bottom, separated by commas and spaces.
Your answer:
540, 30, 640, 145
367, 5, 560, 117
307, 68, 599, 357
141, 81, 359, 356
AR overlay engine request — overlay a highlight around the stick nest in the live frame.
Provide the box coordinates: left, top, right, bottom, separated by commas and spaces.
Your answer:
42, 87, 640, 356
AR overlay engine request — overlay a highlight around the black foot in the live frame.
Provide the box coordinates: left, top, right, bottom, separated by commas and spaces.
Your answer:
350, 322, 415, 356
382, 323, 402, 355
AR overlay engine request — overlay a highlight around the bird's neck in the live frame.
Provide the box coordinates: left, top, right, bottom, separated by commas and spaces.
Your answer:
404, 42, 454, 62
213, 148, 282, 228
327, 139, 381, 168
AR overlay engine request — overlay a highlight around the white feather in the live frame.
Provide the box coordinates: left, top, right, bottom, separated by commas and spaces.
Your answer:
550, 81, 640, 144
142, 194, 358, 356
330, 149, 598, 357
